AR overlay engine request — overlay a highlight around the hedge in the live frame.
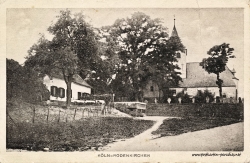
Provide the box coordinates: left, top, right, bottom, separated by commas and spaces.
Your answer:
146, 103, 243, 119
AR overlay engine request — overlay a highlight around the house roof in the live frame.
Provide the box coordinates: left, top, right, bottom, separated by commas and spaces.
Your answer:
51, 73, 92, 88
178, 62, 237, 88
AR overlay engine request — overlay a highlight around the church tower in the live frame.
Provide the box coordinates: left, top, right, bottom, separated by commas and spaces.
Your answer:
171, 17, 187, 79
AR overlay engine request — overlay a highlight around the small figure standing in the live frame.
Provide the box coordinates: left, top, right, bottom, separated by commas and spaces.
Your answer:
167, 98, 171, 104
238, 97, 242, 103
192, 97, 195, 103
206, 96, 209, 103
178, 97, 182, 104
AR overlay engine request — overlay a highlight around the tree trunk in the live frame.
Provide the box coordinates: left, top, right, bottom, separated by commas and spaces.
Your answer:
216, 73, 223, 97
66, 80, 72, 108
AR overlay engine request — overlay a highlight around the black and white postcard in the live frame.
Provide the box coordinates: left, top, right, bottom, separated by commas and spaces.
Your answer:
1, 0, 249, 162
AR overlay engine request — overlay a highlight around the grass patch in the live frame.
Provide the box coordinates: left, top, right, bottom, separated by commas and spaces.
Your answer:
152, 117, 242, 137
7, 117, 154, 151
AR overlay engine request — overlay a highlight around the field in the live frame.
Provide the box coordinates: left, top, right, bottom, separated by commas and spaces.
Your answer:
6, 100, 154, 151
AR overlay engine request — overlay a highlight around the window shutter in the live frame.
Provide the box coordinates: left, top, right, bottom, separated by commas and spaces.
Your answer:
51, 86, 58, 97
62, 88, 65, 98
59, 88, 65, 98
78, 92, 81, 100
50, 86, 54, 96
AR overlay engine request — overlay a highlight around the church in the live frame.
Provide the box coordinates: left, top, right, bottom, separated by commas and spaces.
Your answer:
143, 19, 239, 102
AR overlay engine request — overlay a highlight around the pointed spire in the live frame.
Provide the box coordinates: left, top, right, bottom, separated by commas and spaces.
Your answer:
231, 68, 236, 74
171, 15, 179, 37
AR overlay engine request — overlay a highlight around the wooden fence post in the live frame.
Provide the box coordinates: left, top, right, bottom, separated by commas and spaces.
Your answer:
58, 109, 60, 123
73, 108, 77, 120
82, 108, 84, 118
32, 105, 35, 123
47, 106, 50, 122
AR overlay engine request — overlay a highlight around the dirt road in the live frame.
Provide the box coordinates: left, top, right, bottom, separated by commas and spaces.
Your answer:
103, 116, 243, 151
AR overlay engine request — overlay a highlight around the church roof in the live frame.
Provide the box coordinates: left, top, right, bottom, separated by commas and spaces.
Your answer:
171, 25, 179, 37
178, 62, 237, 88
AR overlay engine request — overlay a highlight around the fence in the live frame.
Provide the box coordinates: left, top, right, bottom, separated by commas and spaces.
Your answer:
6, 101, 115, 125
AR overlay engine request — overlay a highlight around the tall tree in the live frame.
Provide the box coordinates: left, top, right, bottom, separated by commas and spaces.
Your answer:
25, 10, 99, 107
85, 40, 121, 95
200, 43, 235, 97
149, 35, 185, 101
102, 12, 183, 101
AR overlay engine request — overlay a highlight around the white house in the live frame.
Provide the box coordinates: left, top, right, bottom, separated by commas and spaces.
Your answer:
143, 19, 239, 101
43, 73, 92, 102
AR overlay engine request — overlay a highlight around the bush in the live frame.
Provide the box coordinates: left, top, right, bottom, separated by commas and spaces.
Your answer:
194, 89, 214, 103
7, 59, 50, 104
146, 103, 243, 119
176, 90, 191, 103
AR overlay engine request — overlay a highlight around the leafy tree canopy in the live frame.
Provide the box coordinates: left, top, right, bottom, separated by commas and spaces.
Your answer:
101, 12, 184, 101
200, 43, 235, 97
25, 10, 100, 106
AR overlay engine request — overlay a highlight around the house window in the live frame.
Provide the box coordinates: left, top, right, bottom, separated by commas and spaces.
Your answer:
150, 86, 154, 92
172, 90, 176, 96
82, 93, 90, 100
223, 94, 226, 98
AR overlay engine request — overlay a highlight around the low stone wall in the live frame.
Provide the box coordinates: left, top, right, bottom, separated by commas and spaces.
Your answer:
146, 103, 244, 119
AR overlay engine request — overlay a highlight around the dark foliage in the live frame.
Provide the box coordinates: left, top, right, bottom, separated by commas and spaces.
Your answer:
200, 43, 235, 97
194, 89, 215, 103
175, 90, 191, 103
6, 59, 50, 103
146, 103, 243, 119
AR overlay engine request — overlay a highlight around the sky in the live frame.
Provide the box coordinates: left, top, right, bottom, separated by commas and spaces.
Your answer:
6, 8, 244, 97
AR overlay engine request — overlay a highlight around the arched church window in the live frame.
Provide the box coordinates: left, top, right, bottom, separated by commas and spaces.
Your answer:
150, 86, 154, 92
176, 52, 181, 58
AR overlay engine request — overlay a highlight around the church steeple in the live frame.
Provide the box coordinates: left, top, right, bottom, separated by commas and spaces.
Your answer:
171, 16, 179, 37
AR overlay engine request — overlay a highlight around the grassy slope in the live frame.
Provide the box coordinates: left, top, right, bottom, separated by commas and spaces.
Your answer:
152, 117, 242, 137
7, 101, 154, 151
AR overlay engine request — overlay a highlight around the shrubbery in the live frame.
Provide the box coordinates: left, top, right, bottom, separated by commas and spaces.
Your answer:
194, 89, 215, 103
176, 90, 191, 103
7, 59, 50, 104
158, 89, 215, 104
